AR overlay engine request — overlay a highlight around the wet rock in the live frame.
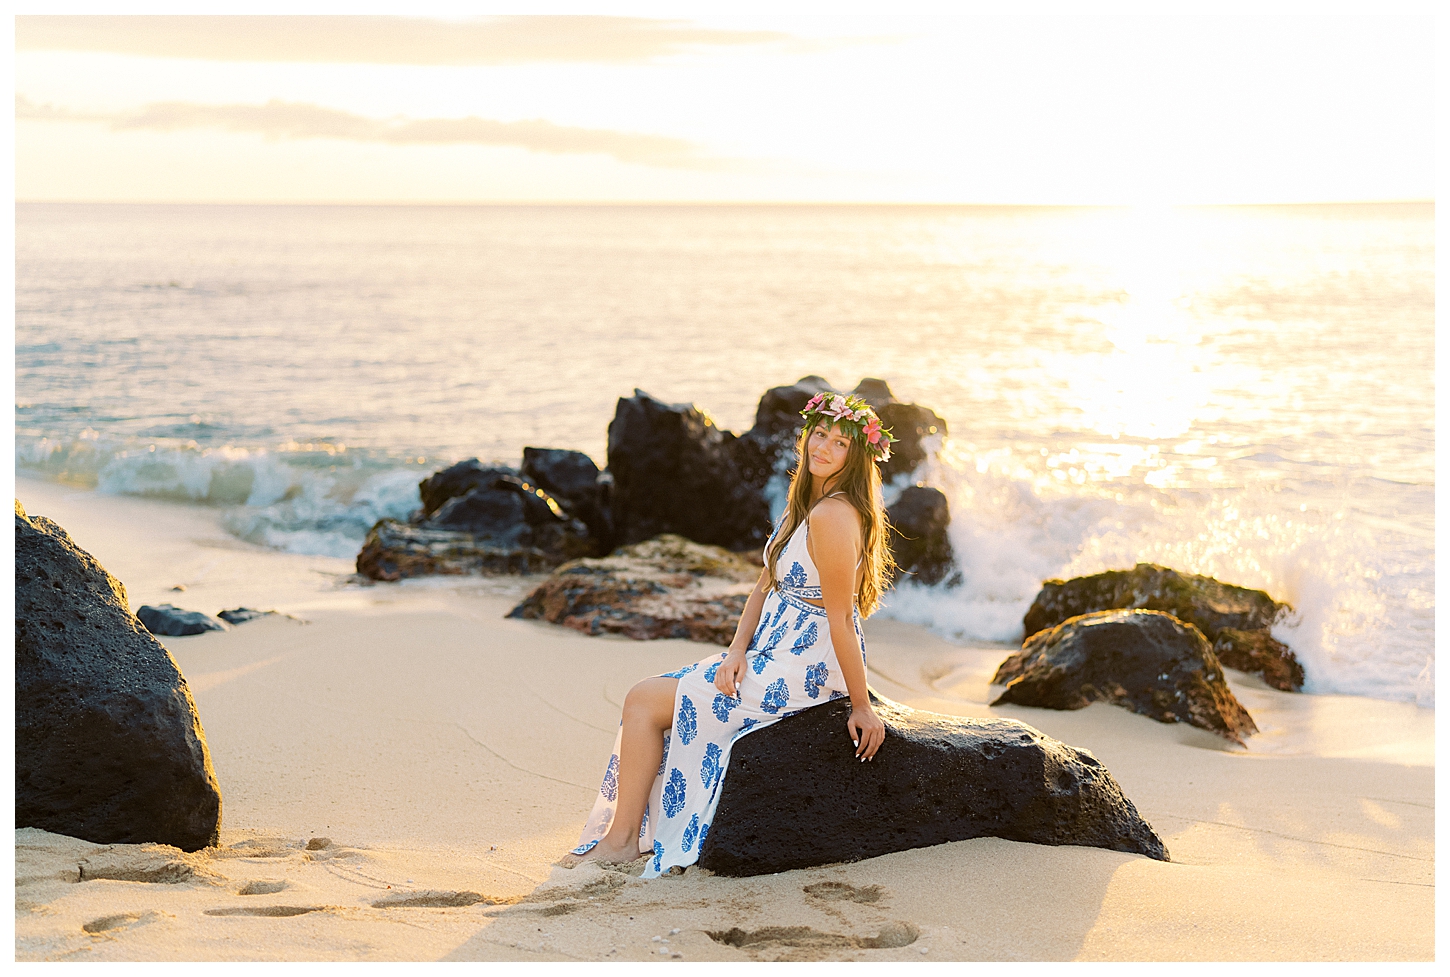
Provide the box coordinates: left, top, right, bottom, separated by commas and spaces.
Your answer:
521, 447, 613, 547
1212, 628, 1305, 693
136, 604, 227, 637
607, 389, 771, 552
15, 500, 223, 852
992, 609, 1258, 746
507, 534, 759, 644
217, 608, 277, 625
699, 691, 1167, 876
356, 518, 587, 582
1022, 563, 1300, 691
886, 485, 957, 587
418, 459, 518, 519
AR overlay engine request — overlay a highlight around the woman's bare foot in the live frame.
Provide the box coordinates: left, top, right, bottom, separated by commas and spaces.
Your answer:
560, 835, 643, 869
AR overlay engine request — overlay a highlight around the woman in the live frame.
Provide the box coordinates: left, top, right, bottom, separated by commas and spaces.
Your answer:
565, 391, 898, 877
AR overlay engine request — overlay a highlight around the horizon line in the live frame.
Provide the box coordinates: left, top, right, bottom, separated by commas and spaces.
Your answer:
15, 198, 1435, 208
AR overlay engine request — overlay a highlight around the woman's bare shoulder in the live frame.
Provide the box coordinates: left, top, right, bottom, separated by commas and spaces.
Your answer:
808, 496, 861, 534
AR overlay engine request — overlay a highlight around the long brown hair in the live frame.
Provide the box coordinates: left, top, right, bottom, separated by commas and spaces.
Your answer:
766, 422, 896, 617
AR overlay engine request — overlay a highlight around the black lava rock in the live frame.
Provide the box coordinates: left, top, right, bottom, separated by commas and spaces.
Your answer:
522, 447, 613, 548
424, 475, 593, 555
217, 607, 277, 625
886, 485, 958, 587
137, 604, 227, 637
992, 609, 1258, 746
418, 459, 518, 519
1022, 564, 1301, 692
607, 389, 771, 552
698, 692, 1166, 876
15, 500, 223, 852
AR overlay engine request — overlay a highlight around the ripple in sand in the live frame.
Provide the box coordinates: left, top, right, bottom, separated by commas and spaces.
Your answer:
803, 881, 885, 904
237, 880, 288, 895
205, 906, 325, 917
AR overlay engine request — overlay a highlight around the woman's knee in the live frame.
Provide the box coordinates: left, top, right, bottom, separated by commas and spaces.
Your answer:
623, 676, 679, 728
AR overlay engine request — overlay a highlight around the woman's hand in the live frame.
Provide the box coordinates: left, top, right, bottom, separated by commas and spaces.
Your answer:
714, 650, 749, 698
847, 703, 886, 760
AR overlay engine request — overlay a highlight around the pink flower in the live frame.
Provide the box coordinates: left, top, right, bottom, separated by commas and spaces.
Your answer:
803, 393, 824, 412
864, 418, 882, 444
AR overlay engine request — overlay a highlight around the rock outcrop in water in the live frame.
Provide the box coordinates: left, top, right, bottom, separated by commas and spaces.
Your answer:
15, 500, 223, 852
1022, 564, 1301, 691
607, 389, 771, 552
507, 534, 759, 645
698, 692, 1167, 876
356, 377, 960, 587
993, 609, 1258, 746
886, 486, 958, 587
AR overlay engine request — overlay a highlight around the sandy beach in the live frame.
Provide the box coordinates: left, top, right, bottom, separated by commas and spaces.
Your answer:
13, 475, 1434, 961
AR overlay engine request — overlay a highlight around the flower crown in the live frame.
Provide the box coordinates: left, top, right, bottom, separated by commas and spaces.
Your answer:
800, 392, 898, 463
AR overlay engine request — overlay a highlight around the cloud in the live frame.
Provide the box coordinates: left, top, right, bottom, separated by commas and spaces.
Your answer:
15, 15, 803, 65
18, 94, 721, 169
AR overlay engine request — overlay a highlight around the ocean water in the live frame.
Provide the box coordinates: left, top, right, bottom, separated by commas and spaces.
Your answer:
15, 202, 1434, 706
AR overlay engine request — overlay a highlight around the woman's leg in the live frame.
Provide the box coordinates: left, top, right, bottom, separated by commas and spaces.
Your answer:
582, 676, 678, 862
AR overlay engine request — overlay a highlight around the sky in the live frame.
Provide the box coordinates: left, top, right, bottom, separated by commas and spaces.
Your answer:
12, 12, 1437, 205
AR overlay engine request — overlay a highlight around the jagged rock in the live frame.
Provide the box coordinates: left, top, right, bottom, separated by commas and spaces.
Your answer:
137, 604, 227, 636
15, 500, 223, 852
356, 518, 587, 582
217, 608, 277, 625
521, 447, 613, 547
886, 485, 957, 587
507, 534, 759, 644
417, 459, 518, 519
992, 609, 1258, 746
1023, 564, 1300, 691
607, 389, 771, 552
1212, 628, 1304, 693
698, 691, 1167, 876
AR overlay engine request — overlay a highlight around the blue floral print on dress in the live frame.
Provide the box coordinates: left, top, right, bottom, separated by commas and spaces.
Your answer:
762, 619, 789, 653
639, 802, 649, 838
740, 717, 758, 733
652, 839, 664, 873
795, 607, 812, 630
768, 598, 790, 629
701, 742, 722, 790
790, 621, 819, 655
662, 662, 699, 679
751, 648, 775, 674
601, 754, 620, 800
698, 821, 709, 851
712, 692, 738, 722
676, 694, 697, 746
682, 814, 699, 852
658, 733, 670, 776
761, 678, 790, 714
828, 689, 848, 701
804, 662, 829, 699
704, 660, 722, 683
663, 768, 687, 818
784, 561, 808, 589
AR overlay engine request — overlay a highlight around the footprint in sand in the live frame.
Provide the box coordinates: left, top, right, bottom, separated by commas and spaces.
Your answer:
237, 880, 289, 896
83, 911, 169, 934
205, 906, 325, 917
370, 891, 504, 909
803, 881, 885, 904
708, 921, 918, 952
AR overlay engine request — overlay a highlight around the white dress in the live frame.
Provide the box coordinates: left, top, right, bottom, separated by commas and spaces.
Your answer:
570, 509, 864, 877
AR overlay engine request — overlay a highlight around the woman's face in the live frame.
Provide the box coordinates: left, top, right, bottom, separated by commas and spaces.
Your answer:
807, 422, 852, 484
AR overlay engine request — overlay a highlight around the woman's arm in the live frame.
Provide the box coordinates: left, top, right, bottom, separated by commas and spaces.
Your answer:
714, 567, 771, 698
809, 500, 886, 760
